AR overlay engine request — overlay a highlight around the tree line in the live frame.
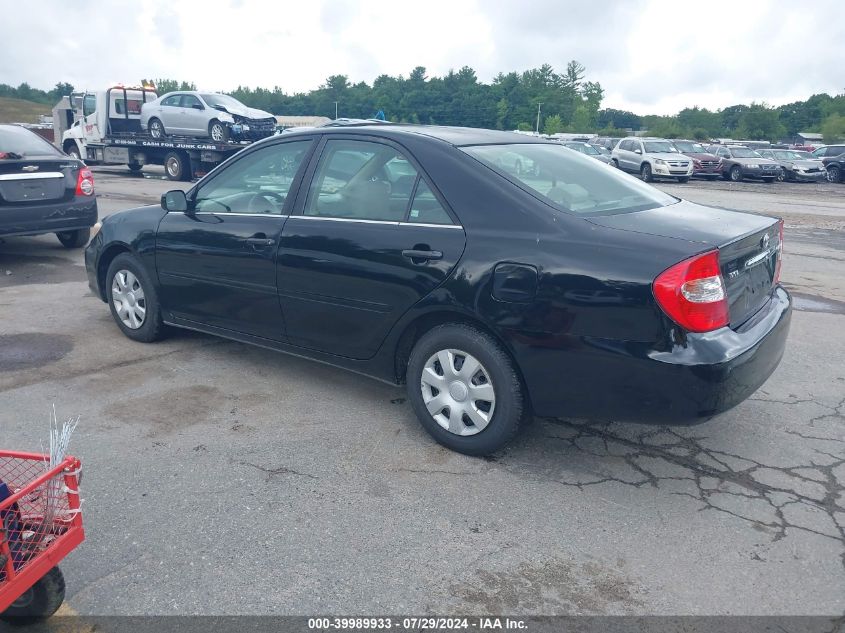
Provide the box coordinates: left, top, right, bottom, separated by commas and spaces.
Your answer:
3, 65, 844, 141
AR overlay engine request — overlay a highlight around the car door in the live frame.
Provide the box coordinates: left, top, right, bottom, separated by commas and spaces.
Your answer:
158, 94, 182, 133
619, 139, 636, 171
277, 136, 467, 360
155, 138, 316, 340
179, 94, 206, 136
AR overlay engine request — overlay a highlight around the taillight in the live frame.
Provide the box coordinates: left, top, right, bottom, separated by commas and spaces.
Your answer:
774, 219, 784, 284
653, 250, 729, 333
75, 167, 94, 196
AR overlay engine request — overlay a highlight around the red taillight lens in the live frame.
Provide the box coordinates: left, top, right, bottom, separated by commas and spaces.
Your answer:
75, 167, 94, 196
653, 250, 729, 333
774, 219, 784, 284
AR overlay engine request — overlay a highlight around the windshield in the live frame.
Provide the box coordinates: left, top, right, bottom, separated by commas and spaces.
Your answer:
643, 141, 677, 154
730, 148, 760, 158
673, 141, 705, 153
463, 143, 677, 216
774, 150, 801, 160
200, 93, 246, 109
0, 125, 63, 158
793, 151, 814, 159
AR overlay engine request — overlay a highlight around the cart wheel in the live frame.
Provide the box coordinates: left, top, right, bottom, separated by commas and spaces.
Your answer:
1, 566, 65, 624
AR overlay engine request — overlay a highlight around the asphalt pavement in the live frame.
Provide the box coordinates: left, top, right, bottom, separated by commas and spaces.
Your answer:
0, 166, 843, 616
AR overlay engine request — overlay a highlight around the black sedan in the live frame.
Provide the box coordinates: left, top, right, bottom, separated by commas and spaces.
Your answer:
85, 126, 791, 455
0, 124, 97, 247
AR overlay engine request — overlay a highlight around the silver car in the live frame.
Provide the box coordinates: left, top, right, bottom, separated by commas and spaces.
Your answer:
757, 149, 828, 182
562, 141, 613, 164
140, 92, 276, 142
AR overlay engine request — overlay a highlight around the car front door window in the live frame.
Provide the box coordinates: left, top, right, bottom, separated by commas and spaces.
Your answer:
194, 140, 313, 215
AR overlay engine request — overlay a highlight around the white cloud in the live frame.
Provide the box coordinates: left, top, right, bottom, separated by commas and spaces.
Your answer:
0, 0, 842, 114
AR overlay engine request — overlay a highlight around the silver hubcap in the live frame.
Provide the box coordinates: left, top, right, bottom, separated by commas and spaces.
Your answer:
151, 121, 162, 137
112, 269, 146, 329
211, 124, 224, 141
420, 349, 496, 436
166, 159, 179, 177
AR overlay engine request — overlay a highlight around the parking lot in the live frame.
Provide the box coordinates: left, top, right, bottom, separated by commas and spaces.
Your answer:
1, 167, 843, 615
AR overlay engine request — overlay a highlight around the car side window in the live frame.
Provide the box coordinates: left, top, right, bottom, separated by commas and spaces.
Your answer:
304, 140, 418, 221
193, 140, 313, 215
408, 179, 453, 225
161, 95, 180, 107
181, 95, 201, 109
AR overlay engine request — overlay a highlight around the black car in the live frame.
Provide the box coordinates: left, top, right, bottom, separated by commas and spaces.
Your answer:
0, 125, 97, 247
822, 153, 845, 183
85, 126, 791, 455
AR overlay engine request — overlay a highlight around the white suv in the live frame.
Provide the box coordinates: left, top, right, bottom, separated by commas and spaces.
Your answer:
611, 138, 693, 183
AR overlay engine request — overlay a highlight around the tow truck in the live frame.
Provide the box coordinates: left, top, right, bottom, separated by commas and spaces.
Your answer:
53, 85, 258, 181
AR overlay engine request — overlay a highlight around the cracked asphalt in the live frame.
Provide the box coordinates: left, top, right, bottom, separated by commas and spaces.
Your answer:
0, 167, 843, 615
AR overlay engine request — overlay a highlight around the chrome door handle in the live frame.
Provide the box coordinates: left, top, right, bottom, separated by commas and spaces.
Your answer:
402, 249, 442, 261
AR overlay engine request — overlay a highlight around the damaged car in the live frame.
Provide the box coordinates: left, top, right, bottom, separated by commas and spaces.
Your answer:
140, 92, 276, 142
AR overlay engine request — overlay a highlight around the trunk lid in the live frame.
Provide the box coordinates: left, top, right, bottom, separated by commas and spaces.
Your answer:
588, 200, 781, 328
0, 157, 80, 205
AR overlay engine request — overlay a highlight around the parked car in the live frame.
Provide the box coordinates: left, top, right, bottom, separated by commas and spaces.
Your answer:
670, 140, 722, 180
494, 149, 539, 176
140, 92, 276, 142
756, 149, 828, 182
562, 141, 612, 164
823, 154, 845, 182
706, 145, 782, 182
811, 144, 845, 159
611, 137, 693, 182
593, 136, 622, 152
85, 126, 790, 456
0, 124, 97, 247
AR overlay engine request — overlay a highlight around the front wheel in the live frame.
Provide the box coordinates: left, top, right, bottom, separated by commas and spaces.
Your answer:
209, 120, 230, 143
829, 165, 841, 183
730, 166, 743, 182
148, 118, 165, 139
777, 170, 786, 182
406, 324, 525, 456
128, 163, 143, 173
56, 228, 90, 248
106, 253, 165, 343
1, 567, 65, 624
640, 163, 653, 182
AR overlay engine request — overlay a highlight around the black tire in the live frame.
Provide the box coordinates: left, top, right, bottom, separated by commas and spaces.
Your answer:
128, 163, 143, 173
640, 163, 653, 183
406, 324, 525, 456
677, 176, 689, 183
209, 120, 230, 143
829, 165, 841, 183
56, 227, 90, 248
148, 118, 166, 139
1, 566, 65, 624
163, 151, 190, 182
777, 170, 786, 182
105, 253, 165, 343
730, 165, 743, 182
64, 144, 81, 160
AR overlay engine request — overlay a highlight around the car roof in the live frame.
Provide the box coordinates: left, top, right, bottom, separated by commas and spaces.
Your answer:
283, 124, 554, 147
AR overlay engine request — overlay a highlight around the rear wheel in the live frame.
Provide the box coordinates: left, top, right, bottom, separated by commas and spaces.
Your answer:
406, 324, 525, 456
763, 178, 775, 183
148, 118, 166, 139
128, 163, 143, 173
106, 253, 165, 343
56, 228, 90, 248
163, 151, 190, 181
829, 165, 841, 183
0, 566, 65, 624
730, 165, 743, 182
640, 163, 653, 182
209, 120, 229, 143
777, 170, 786, 182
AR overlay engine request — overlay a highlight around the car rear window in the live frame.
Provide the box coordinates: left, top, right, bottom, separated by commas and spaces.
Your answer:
0, 126, 63, 158
463, 143, 677, 216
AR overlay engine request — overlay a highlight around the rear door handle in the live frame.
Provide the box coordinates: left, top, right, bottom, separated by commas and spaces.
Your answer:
402, 249, 442, 261
245, 236, 275, 248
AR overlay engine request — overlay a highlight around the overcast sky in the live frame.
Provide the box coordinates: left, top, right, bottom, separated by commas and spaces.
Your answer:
2, 0, 843, 115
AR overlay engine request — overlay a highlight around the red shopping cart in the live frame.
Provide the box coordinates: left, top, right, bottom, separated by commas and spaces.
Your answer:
0, 450, 84, 622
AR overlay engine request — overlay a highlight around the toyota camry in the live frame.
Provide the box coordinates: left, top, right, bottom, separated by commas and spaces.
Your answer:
84, 125, 790, 455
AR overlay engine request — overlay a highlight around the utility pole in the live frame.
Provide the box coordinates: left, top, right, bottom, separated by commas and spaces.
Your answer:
334, 101, 338, 120
535, 103, 543, 135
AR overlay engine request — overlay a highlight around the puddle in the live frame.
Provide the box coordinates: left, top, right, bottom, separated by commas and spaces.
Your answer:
789, 292, 845, 315
0, 333, 73, 371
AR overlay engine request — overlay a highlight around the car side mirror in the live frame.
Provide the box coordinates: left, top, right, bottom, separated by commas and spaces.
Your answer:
634, 148, 642, 154
161, 189, 189, 213
192, 104, 204, 110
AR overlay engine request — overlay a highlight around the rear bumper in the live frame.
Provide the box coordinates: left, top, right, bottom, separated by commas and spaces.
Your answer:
0, 197, 98, 238
519, 286, 792, 422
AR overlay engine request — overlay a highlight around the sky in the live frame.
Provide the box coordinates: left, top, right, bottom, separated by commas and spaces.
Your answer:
1, 0, 843, 116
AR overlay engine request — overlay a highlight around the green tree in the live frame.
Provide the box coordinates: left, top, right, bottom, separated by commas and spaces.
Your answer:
568, 105, 592, 132
735, 103, 786, 140
543, 114, 564, 135
821, 113, 845, 142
